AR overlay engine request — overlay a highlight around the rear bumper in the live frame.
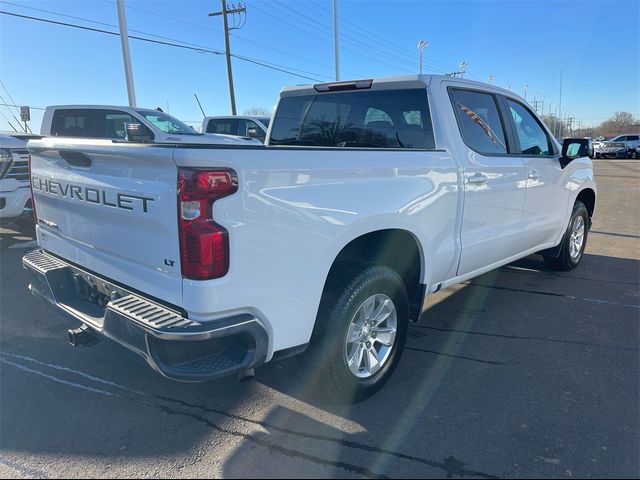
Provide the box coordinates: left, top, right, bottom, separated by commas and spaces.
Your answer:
0, 185, 31, 219
22, 249, 268, 381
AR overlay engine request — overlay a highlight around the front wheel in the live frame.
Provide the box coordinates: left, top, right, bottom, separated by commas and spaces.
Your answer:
305, 264, 409, 403
543, 201, 590, 271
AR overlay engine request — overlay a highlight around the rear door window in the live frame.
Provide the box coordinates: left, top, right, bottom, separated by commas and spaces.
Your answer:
51, 109, 97, 138
206, 119, 236, 134
270, 88, 435, 149
450, 89, 508, 155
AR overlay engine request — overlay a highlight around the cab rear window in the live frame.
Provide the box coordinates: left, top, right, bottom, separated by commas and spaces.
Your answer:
270, 88, 435, 149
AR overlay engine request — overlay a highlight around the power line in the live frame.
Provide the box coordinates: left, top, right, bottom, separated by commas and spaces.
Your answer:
101, 0, 359, 77
0, 91, 26, 132
0, 4, 331, 80
307, 0, 459, 72
267, 0, 430, 73
245, 1, 417, 74
0, 102, 45, 110
0, 10, 327, 82
0, 107, 19, 132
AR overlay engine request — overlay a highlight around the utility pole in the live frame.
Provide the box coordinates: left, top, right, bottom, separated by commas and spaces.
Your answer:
524, 83, 528, 101
333, 0, 340, 80
459, 61, 468, 78
116, 0, 136, 106
209, 1, 246, 115
567, 116, 574, 136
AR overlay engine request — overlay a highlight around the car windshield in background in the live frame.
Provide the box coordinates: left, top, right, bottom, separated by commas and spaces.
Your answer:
270, 88, 435, 149
258, 117, 271, 128
136, 110, 200, 135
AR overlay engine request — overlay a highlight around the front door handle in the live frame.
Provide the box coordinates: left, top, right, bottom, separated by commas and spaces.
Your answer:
528, 170, 541, 180
467, 173, 488, 185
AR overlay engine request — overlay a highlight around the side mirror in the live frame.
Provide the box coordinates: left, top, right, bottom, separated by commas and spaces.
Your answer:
246, 127, 265, 142
560, 138, 592, 168
124, 122, 154, 143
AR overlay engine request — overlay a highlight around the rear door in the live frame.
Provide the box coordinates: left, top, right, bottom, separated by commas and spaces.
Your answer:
449, 88, 527, 275
29, 139, 183, 306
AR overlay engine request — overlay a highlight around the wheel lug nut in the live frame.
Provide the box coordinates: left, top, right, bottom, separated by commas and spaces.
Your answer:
366, 342, 371, 348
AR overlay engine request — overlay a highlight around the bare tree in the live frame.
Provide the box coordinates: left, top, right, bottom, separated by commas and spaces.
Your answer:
596, 112, 637, 137
610, 112, 636, 133
244, 107, 271, 117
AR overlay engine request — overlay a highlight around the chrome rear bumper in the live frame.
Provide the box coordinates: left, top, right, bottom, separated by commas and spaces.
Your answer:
22, 249, 268, 381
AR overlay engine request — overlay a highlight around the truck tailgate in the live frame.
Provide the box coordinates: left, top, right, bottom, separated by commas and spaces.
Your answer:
28, 139, 183, 306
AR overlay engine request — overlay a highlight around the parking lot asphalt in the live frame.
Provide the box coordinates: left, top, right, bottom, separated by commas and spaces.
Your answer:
0, 159, 638, 479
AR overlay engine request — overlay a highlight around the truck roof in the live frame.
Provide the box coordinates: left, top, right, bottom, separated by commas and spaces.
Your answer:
44, 105, 168, 114
281, 74, 525, 103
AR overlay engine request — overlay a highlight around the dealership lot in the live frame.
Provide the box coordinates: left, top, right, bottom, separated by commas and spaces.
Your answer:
0, 160, 638, 478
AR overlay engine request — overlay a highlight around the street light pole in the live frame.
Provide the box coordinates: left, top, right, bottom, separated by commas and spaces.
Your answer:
417, 40, 428, 74
523, 83, 528, 101
115, 0, 136, 107
333, 0, 340, 81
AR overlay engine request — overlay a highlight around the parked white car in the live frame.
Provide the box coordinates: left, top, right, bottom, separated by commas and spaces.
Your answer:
0, 132, 40, 221
202, 116, 270, 143
24, 75, 596, 401
41, 105, 261, 145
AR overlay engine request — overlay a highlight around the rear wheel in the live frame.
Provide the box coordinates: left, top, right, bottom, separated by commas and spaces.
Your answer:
305, 263, 409, 403
543, 201, 589, 271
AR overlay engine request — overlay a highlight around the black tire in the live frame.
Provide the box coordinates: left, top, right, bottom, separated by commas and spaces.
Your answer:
305, 263, 409, 403
543, 201, 590, 271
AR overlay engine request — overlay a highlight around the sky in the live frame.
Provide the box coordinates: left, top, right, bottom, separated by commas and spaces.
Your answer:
0, 0, 638, 132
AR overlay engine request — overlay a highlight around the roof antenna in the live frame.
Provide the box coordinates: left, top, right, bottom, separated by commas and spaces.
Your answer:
194, 94, 206, 118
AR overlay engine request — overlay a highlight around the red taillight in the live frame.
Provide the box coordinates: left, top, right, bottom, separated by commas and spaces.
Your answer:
178, 168, 238, 280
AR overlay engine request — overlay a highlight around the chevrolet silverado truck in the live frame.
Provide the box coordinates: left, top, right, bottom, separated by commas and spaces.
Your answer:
23, 75, 596, 402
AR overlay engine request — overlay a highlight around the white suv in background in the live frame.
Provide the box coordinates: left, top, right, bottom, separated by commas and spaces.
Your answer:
0, 132, 39, 221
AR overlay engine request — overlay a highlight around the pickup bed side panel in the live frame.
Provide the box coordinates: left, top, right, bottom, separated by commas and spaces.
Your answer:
175, 147, 461, 354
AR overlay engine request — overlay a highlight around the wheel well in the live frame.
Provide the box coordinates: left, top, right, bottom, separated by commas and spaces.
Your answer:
326, 229, 423, 319
576, 188, 595, 218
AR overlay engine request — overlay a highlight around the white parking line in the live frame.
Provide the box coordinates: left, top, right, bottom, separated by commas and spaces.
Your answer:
0, 357, 116, 397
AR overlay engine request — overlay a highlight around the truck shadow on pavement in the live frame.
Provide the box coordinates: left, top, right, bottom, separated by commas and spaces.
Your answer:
1, 250, 638, 478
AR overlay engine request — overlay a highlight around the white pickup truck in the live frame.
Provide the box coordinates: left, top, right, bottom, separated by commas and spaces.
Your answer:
23, 75, 596, 402
0, 132, 42, 221
40, 105, 261, 146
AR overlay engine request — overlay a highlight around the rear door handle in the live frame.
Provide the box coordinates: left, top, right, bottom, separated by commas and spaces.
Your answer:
467, 173, 488, 185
